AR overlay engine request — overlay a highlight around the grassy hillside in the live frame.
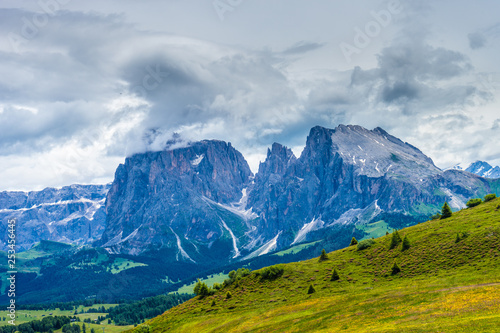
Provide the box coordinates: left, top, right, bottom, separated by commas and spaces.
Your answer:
140, 197, 500, 332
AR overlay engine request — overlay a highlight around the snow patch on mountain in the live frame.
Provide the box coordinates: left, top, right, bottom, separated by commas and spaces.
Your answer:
202, 190, 258, 221
191, 154, 204, 166
170, 227, 196, 263
243, 232, 281, 260
291, 217, 325, 245
219, 218, 241, 258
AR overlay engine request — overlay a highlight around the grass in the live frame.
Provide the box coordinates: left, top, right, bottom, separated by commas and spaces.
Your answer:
107, 258, 147, 274
272, 241, 321, 257
16, 241, 73, 260
53, 321, 134, 333
139, 198, 500, 332
67, 253, 147, 274
174, 273, 228, 294
356, 220, 391, 240
0, 305, 118, 326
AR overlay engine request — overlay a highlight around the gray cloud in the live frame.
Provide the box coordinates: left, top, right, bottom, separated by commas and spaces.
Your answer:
281, 41, 325, 55
347, 38, 475, 115
468, 32, 487, 50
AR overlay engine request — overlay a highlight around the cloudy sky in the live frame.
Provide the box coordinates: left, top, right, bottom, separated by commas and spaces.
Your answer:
1, 0, 499, 190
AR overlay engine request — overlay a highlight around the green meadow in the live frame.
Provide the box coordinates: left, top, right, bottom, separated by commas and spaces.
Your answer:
140, 197, 500, 332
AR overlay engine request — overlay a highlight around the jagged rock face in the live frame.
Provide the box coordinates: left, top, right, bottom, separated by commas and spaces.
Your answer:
245, 125, 498, 250
97, 140, 253, 259
466, 161, 500, 179
99, 124, 500, 260
0, 185, 109, 251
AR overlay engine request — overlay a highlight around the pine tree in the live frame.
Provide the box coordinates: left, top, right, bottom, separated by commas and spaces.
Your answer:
331, 268, 340, 281
391, 262, 401, 275
440, 202, 452, 219
307, 284, 316, 294
350, 237, 358, 246
193, 279, 202, 295
389, 230, 402, 249
401, 235, 410, 251
319, 249, 329, 262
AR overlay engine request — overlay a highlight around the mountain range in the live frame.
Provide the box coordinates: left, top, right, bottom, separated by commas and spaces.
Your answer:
1, 124, 499, 276
465, 160, 500, 178
0, 184, 109, 251
95, 125, 499, 263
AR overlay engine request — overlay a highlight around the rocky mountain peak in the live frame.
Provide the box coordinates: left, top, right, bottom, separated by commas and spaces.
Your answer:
258, 143, 297, 177
98, 139, 254, 257
466, 161, 500, 178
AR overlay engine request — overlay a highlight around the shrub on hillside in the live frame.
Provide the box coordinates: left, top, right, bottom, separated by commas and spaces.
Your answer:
357, 239, 375, 251
466, 198, 482, 208
223, 268, 251, 288
349, 237, 358, 246
259, 265, 284, 280
430, 213, 441, 220
484, 193, 497, 202
133, 325, 152, 333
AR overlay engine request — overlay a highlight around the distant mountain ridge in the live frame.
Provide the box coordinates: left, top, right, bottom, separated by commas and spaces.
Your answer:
465, 161, 500, 178
0, 184, 109, 251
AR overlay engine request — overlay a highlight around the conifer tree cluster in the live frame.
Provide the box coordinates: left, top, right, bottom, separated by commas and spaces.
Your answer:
194, 280, 213, 297
350, 237, 358, 246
